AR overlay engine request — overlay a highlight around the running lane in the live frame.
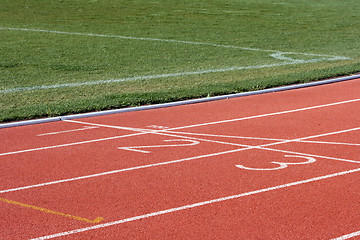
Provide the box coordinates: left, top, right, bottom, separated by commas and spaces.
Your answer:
0, 78, 359, 239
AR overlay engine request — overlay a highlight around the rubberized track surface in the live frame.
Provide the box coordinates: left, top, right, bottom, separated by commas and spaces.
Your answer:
1, 78, 360, 239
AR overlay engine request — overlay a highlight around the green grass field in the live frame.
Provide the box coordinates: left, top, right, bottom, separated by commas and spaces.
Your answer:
1, 0, 359, 122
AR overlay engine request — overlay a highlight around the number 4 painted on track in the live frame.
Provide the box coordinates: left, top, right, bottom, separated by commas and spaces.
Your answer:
236, 155, 316, 171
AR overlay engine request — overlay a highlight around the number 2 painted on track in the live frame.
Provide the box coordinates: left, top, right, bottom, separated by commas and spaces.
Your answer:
236, 155, 316, 171
118, 139, 200, 153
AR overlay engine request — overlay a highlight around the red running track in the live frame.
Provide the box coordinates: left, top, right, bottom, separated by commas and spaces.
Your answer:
1, 78, 360, 239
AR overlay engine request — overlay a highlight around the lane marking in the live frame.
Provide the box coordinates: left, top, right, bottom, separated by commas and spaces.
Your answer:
236, 155, 316, 171
0, 147, 249, 194
253, 146, 359, 164
30, 167, 360, 239
69, 119, 360, 164
147, 125, 169, 129
169, 130, 360, 146
166, 98, 360, 131
0, 132, 146, 157
118, 139, 200, 154
0, 26, 350, 94
1, 126, 359, 194
1, 98, 358, 157
65, 98, 360, 144
1, 102, 359, 193
155, 127, 360, 164
331, 230, 360, 240
299, 140, 360, 146
0, 197, 103, 224
37, 126, 98, 136
0, 100, 358, 194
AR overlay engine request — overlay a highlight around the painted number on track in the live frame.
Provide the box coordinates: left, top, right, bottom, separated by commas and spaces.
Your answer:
236, 155, 316, 171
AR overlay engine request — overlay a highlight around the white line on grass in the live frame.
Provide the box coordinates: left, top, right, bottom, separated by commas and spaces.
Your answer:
0, 62, 297, 94
30, 167, 360, 239
0, 26, 349, 58
0, 26, 350, 94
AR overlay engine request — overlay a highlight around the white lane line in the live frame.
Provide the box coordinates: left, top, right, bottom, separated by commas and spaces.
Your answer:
2, 125, 359, 194
30, 167, 360, 240
0, 147, 249, 194
1, 98, 359, 157
167, 98, 360, 131
37, 126, 98, 136
174, 131, 360, 164
166, 127, 360, 164
166, 131, 284, 141
73, 120, 360, 164
331, 230, 360, 240
169, 130, 360, 146
298, 140, 360, 146
0, 27, 350, 94
64, 98, 360, 137
0, 132, 145, 157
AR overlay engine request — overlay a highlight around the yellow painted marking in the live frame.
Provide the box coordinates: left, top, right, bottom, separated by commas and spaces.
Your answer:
0, 197, 104, 224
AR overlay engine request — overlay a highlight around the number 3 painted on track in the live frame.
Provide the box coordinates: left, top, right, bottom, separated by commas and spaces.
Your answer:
236, 155, 316, 171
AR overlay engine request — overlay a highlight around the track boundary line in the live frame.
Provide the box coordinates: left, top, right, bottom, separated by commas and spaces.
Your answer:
30, 167, 360, 240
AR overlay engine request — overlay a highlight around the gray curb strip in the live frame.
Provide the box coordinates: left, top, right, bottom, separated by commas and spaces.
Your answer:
1, 73, 359, 129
